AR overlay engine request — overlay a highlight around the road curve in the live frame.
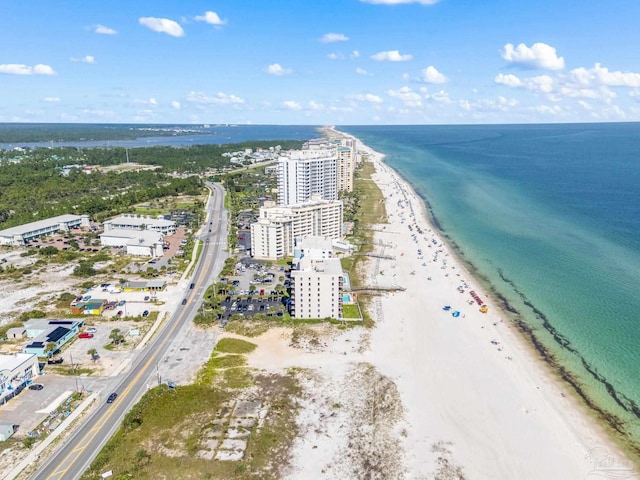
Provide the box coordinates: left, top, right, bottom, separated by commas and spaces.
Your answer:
31, 182, 228, 480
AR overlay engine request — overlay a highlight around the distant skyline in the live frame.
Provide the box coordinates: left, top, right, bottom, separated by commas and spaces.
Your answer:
3, 0, 640, 125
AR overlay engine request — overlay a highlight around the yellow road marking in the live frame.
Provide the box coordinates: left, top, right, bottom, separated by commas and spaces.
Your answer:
44, 199, 222, 479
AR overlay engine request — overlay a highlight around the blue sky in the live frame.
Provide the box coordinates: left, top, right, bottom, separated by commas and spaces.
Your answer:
2, 0, 640, 125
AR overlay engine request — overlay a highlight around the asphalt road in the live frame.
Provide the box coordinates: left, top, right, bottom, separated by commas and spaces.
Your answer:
31, 182, 228, 480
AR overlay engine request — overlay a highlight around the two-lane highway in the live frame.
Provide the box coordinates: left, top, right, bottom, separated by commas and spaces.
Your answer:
32, 182, 228, 480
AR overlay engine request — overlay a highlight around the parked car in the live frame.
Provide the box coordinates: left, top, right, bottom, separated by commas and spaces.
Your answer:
106, 392, 118, 404
142, 310, 149, 317
144, 296, 150, 302
78, 332, 94, 339
86, 327, 97, 334
47, 357, 63, 365
182, 299, 187, 305
190, 283, 195, 289
117, 310, 123, 316
29, 384, 44, 391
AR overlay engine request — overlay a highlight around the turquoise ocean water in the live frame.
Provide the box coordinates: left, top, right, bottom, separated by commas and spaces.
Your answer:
342, 123, 640, 453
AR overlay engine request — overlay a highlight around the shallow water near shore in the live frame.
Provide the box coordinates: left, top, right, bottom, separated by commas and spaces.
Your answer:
341, 123, 640, 455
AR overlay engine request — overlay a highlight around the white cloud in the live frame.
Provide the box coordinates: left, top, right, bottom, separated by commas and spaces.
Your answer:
355, 67, 373, 76
371, 50, 413, 62
134, 98, 158, 106
320, 33, 349, 43
501, 42, 565, 70
186, 91, 245, 105
139, 17, 184, 37
568, 63, 640, 88
494, 73, 522, 88
348, 93, 383, 104
94, 24, 117, 35
530, 104, 562, 115
70, 55, 96, 64
361, 0, 440, 4
42, 97, 60, 103
265, 63, 292, 76
429, 90, 452, 104
387, 86, 423, 107
527, 75, 554, 93
351, 50, 360, 58
195, 11, 226, 27
282, 100, 302, 110
327, 53, 343, 60
578, 100, 592, 110
171, 101, 181, 110
494, 73, 554, 93
0, 63, 56, 75
420, 65, 447, 84
308, 101, 325, 111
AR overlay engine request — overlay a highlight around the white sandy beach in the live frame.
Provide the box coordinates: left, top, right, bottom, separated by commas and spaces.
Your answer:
245, 134, 634, 479
357, 137, 632, 478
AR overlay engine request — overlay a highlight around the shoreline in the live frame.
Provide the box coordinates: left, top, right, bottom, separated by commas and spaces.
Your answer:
338, 129, 636, 477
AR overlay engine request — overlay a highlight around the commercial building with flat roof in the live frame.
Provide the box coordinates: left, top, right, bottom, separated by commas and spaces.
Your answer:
100, 229, 165, 257
0, 214, 90, 246
0, 353, 39, 407
103, 214, 176, 235
23, 319, 83, 356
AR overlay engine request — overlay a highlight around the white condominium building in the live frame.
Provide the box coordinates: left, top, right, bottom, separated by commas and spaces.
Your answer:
290, 256, 343, 319
277, 150, 338, 206
250, 197, 343, 260
336, 146, 354, 192
0, 214, 90, 246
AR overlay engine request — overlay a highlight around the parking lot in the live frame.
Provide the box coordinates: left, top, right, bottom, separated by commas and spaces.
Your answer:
216, 258, 289, 325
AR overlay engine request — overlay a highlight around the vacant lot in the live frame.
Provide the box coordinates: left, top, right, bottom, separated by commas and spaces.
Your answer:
81, 338, 300, 480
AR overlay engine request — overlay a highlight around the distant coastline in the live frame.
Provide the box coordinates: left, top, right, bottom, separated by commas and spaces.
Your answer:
0, 123, 321, 149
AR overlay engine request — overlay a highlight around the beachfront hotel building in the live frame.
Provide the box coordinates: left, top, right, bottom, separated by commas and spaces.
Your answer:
336, 145, 355, 193
0, 214, 90, 247
250, 197, 343, 260
290, 256, 343, 319
277, 150, 338, 206
103, 214, 176, 235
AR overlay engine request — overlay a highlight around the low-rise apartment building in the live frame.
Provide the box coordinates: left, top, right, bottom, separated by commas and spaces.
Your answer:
103, 214, 176, 235
0, 214, 90, 246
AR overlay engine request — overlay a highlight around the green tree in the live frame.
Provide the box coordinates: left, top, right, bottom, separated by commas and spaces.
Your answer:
87, 348, 98, 362
109, 328, 125, 345
44, 341, 57, 357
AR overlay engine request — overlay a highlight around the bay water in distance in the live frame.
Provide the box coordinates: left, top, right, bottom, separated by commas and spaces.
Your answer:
342, 123, 640, 457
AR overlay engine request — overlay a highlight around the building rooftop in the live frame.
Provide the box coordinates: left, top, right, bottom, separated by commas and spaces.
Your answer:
296, 236, 334, 251
0, 214, 85, 237
0, 353, 37, 372
293, 257, 343, 276
101, 229, 163, 245
105, 215, 175, 228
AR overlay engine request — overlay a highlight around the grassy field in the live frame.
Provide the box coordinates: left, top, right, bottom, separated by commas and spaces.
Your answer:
81, 336, 298, 480
343, 160, 387, 327
341, 304, 361, 319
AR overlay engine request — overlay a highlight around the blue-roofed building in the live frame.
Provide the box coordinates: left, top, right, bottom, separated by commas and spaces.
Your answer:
23, 319, 83, 357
